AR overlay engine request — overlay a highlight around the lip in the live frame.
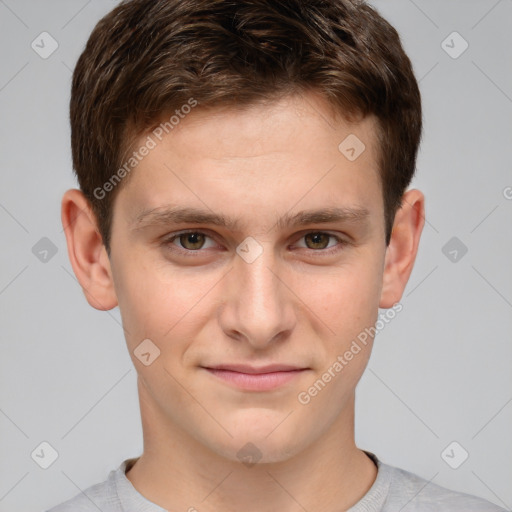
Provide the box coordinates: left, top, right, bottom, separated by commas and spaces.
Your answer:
201, 364, 309, 391
206, 364, 305, 374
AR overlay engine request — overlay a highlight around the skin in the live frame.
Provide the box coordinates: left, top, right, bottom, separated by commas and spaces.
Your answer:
62, 91, 424, 512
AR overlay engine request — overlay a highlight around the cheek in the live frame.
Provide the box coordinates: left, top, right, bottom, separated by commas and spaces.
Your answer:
112, 253, 207, 349
310, 260, 383, 337
296, 267, 382, 412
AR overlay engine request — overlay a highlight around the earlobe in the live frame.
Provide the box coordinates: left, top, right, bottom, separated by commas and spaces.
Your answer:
61, 188, 118, 311
379, 189, 425, 308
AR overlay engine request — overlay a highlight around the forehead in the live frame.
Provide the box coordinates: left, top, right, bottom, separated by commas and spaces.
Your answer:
148, 93, 378, 163
115, 92, 382, 231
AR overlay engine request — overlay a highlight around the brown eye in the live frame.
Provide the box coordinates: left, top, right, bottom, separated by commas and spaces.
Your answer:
163, 230, 217, 256
177, 232, 206, 250
304, 232, 331, 250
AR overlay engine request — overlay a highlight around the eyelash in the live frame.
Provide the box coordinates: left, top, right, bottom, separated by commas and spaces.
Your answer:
162, 230, 348, 257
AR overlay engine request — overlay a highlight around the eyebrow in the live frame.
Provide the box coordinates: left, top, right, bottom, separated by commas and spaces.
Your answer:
131, 204, 370, 232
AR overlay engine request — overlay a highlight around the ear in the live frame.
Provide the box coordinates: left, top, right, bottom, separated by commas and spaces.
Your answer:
379, 189, 425, 308
61, 188, 118, 310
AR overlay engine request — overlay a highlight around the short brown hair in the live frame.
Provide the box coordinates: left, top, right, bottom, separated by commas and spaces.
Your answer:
70, 0, 422, 254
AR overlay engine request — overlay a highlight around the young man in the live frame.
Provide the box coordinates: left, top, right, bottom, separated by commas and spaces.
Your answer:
48, 0, 506, 510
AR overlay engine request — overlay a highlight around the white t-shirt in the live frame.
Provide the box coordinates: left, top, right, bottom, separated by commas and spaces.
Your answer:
46, 451, 506, 511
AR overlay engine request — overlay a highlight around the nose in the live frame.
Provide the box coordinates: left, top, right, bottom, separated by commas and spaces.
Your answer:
218, 241, 297, 350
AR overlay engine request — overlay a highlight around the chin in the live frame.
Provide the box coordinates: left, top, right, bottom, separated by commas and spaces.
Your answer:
201, 424, 306, 466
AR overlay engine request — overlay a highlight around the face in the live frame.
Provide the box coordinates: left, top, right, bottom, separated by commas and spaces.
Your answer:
108, 92, 388, 464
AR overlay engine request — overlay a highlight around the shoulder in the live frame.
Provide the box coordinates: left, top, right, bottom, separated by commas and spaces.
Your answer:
45, 468, 120, 512
384, 463, 507, 511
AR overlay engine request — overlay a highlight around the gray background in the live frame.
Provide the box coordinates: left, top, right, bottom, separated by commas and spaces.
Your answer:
0, 0, 511, 510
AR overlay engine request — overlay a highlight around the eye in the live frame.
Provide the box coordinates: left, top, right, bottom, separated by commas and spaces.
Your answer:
162, 230, 347, 256
164, 230, 217, 252
294, 231, 346, 253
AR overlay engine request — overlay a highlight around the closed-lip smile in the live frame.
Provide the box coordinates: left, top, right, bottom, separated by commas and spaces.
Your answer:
201, 364, 309, 391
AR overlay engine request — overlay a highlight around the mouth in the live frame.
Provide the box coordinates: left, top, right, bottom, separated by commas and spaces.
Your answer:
200, 364, 309, 391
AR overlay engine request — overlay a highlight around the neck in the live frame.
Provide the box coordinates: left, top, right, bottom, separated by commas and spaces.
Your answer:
126, 380, 377, 512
